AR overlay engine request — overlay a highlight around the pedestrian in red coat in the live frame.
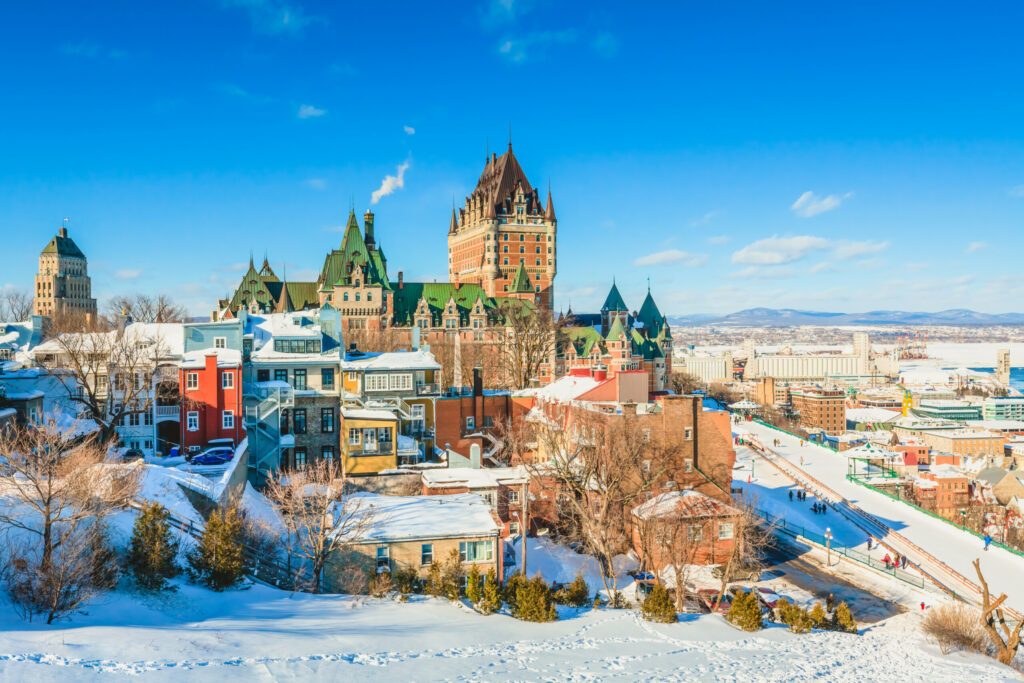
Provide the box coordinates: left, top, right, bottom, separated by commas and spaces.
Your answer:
884, 554, 892, 569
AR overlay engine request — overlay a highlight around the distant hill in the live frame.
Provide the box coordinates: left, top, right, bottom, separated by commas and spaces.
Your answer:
666, 308, 1024, 327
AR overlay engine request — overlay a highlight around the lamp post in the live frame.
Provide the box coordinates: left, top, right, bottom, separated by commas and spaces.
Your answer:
960, 509, 967, 530
824, 527, 833, 567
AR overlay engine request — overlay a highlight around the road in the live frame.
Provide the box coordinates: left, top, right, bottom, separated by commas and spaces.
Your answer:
735, 420, 1024, 615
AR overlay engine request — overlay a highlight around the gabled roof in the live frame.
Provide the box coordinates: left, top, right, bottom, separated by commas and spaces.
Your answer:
318, 210, 390, 291
265, 281, 318, 311
601, 283, 628, 312
565, 326, 605, 357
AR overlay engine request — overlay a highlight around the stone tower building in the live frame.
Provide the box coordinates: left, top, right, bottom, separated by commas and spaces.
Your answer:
33, 225, 97, 319
447, 143, 557, 309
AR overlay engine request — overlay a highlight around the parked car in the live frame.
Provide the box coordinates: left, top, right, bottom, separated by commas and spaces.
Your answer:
695, 589, 732, 614
755, 587, 786, 610
122, 448, 145, 462
631, 571, 657, 600
190, 447, 234, 466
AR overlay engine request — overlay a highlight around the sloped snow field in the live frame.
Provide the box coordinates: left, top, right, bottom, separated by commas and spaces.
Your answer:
0, 580, 1016, 682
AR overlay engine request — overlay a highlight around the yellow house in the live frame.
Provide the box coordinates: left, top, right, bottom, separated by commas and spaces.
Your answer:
341, 408, 399, 475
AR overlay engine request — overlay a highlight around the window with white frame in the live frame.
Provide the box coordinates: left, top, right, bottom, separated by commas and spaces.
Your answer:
222, 410, 234, 429
508, 489, 519, 504
186, 372, 198, 390
364, 374, 389, 392
458, 540, 493, 562
388, 373, 412, 391
718, 522, 734, 540
509, 521, 520, 536
222, 371, 234, 389
421, 543, 433, 566
684, 427, 693, 441
187, 411, 199, 431
465, 415, 475, 432
214, 337, 227, 349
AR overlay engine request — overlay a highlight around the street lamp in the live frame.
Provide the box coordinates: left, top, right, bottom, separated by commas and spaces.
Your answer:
824, 527, 833, 567
960, 509, 967, 530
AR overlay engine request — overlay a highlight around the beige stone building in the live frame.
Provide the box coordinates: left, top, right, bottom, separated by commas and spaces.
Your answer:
33, 225, 96, 319
325, 493, 504, 590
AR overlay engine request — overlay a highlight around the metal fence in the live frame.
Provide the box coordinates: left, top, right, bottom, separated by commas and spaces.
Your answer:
756, 508, 926, 589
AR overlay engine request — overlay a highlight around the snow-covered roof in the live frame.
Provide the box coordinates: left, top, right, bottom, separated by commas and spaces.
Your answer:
31, 322, 185, 358
846, 407, 901, 424
341, 349, 440, 372
843, 442, 901, 459
342, 408, 397, 421
179, 348, 242, 369
632, 490, 740, 521
340, 493, 500, 543
966, 420, 1024, 432
729, 399, 761, 410
421, 465, 528, 490
518, 374, 602, 402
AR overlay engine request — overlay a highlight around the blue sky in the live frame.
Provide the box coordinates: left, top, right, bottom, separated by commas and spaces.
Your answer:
2, 1, 1024, 316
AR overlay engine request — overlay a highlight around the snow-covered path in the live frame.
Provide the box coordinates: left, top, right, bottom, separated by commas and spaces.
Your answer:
0, 582, 1014, 682
735, 421, 1024, 614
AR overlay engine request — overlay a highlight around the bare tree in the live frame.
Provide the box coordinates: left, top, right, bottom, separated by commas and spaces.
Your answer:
262, 459, 373, 594
104, 294, 189, 324
711, 502, 774, 611
528, 412, 677, 601
634, 509, 712, 611
0, 418, 138, 623
1, 288, 33, 321
973, 558, 1024, 666
669, 371, 704, 395
497, 302, 562, 390
344, 327, 407, 354
38, 318, 170, 445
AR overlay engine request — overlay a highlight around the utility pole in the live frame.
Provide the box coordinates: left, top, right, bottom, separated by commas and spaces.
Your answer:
520, 478, 528, 576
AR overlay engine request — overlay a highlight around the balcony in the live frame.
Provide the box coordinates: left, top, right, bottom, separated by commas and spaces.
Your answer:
155, 404, 180, 421
415, 383, 440, 396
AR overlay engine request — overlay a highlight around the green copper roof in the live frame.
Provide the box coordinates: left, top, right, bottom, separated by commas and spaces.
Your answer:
636, 291, 664, 335
41, 232, 86, 258
606, 315, 627, 342
601, 283, 628, 312
318, 211, 390, 291
565, 326, 605, 357
509, 264, 533, 293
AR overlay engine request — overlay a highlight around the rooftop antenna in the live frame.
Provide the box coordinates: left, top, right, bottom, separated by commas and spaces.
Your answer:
647, 276, 651, 293
62, 217, 70, 229
508, 122, 512, 150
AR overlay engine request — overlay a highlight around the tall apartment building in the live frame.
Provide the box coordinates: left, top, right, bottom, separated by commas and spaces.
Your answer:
790, 385, 846, 435
447, 143, 557, 309
33, 226, 97, 319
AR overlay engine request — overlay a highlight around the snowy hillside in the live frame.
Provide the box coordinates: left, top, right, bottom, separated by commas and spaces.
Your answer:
0, 580, 1016, 682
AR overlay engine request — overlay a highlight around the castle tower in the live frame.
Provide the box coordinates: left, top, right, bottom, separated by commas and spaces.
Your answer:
447, 143, 557, 308
33, 224, 97, 319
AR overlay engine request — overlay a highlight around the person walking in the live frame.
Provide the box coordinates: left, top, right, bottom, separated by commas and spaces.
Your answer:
866, 537, 873, 551
920, 601, 926, 612
789, 489, 794, 502
984, 534, 992, 551
883, 554, 892, 570
901, 555, 908, 570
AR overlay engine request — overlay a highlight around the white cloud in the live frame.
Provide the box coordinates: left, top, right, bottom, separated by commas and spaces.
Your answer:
833, 240, 890, 258
633, 250, 707, 267
790, 190, 852, 218
630, 246, 704, 266
371, 160, 411, 204
966, 241, 988, 253
480, 0, 533, 27
707, 234, 730, 245
220, 0, 316, 35
731, 235, 830, 265
115, 269, 142, 280
297, 104, 326, 119
809, 262, 833, 274
305, 178, 327, 190
691, 210, 721, 227
905, 262, 929, 272
498, 29, 577, 63
730, 266, 798, 280
403, 125, 416, 136
1009, 185, 1024, 198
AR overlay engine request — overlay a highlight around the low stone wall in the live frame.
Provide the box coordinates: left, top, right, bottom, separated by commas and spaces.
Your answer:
344, 471, 422, 496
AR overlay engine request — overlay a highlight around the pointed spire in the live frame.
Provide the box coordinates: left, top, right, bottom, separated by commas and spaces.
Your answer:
275, 267, 294, 313
449, 205, 459, 234
249, 250, 255, 269
545, 182, 556, 221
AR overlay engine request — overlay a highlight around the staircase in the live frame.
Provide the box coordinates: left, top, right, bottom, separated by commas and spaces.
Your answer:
244, 382, 294, 478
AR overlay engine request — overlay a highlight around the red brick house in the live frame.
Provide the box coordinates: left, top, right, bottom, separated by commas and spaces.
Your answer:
631, 491, 742, 570
179, 349, 244, 453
